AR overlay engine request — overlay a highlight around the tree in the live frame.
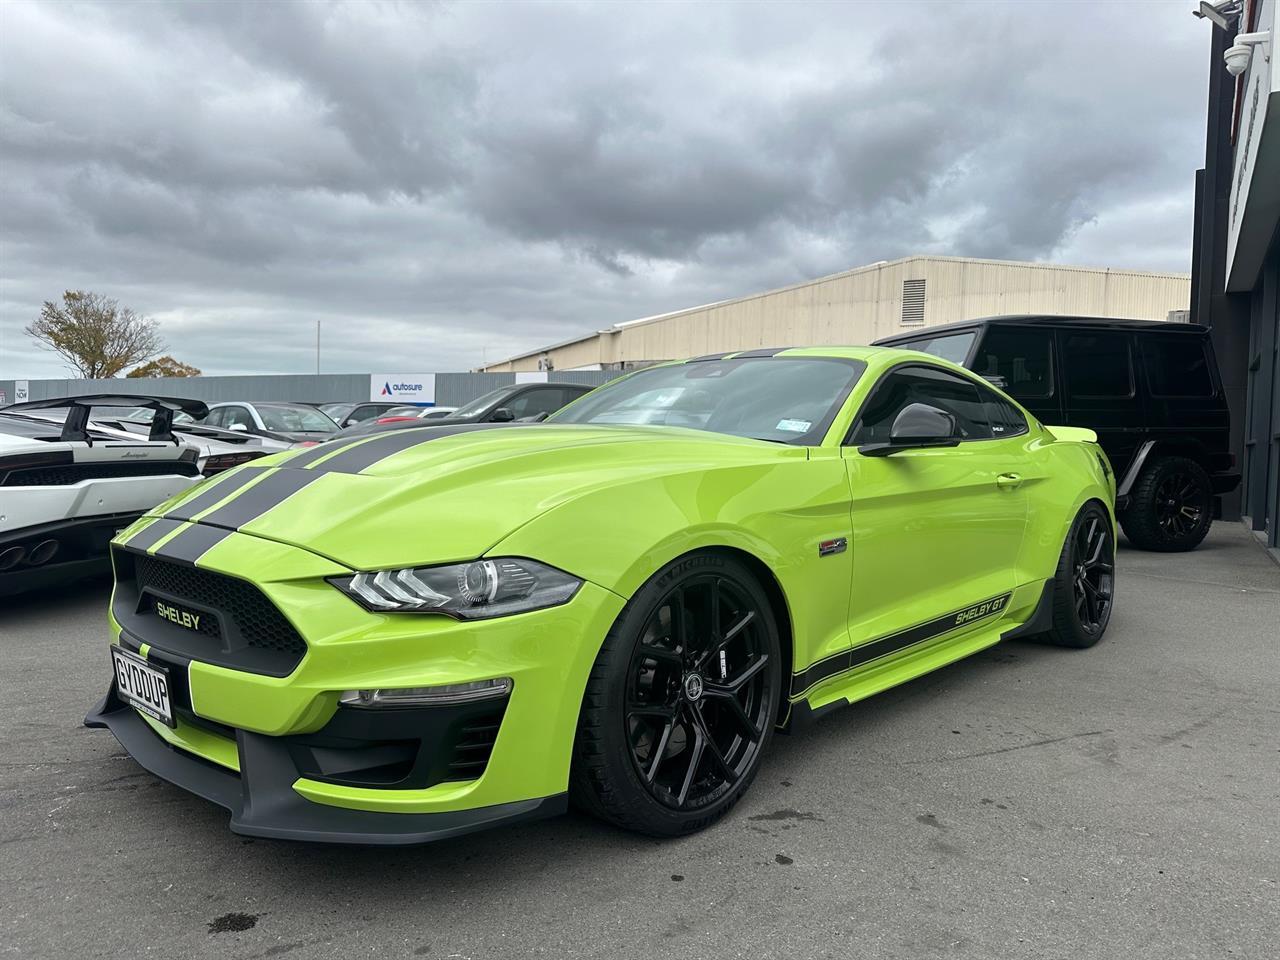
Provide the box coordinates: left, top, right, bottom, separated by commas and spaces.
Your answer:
127, 356, 202, 378
25, 290, 164, 379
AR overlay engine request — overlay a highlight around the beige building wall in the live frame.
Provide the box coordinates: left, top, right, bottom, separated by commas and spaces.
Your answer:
481, 256, 1191, 372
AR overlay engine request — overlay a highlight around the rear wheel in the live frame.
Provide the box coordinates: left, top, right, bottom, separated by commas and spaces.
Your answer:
1040, 502, 1115, 649
1120, 456, 1213, 552
570, 552, 782, 836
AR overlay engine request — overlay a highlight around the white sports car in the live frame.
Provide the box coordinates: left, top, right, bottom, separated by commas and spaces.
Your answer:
0, 395, 205, 596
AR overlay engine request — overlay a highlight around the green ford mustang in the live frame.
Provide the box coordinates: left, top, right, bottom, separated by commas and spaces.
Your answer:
86, 346, 1117, 843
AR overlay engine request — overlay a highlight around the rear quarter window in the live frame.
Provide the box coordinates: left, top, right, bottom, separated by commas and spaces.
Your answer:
1143, 336, 1214, 397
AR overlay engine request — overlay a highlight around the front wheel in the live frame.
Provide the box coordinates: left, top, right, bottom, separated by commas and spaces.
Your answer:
570, 552, 782, 837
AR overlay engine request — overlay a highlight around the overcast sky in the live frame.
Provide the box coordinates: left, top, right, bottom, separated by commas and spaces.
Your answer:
0, 0, 1211, 379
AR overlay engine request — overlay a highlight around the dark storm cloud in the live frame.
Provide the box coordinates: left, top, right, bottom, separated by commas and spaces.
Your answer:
0, 0, 1207, 378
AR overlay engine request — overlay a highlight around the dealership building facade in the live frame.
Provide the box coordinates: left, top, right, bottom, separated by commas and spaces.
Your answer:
478, 256, 1191, 374
1193, 0, 1279, 556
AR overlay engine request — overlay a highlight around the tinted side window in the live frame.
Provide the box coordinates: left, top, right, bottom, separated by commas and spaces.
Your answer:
1143, 336, 1213, 397
972, 327, 1054, 399
975, 382, 1029, 438
851, 366, 991, 444
506, 387, 565, 419
910, 332, 976, 365
1063, 332, 1133, 399
204, 408, 225, 427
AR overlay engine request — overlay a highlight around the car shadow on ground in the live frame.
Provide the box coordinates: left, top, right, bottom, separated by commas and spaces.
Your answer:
140, 633, 1067, 896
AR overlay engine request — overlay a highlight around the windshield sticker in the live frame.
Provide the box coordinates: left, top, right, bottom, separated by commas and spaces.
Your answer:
776, 419, 811, 433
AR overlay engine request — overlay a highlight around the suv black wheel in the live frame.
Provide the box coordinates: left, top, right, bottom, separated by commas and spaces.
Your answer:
1039, 502, 1115, 649
570, 552, 782, 837
1120, 455, 1213, 552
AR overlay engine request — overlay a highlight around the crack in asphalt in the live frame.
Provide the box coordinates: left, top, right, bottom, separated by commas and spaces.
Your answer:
905, 729, 1107, 763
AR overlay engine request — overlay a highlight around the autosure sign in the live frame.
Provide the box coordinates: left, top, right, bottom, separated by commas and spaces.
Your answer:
370, 374, 436, 404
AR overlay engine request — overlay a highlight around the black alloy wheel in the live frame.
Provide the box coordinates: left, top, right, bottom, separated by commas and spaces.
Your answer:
1071, 512, 1114, 635
571, 552, 782, 836
1120, 455, 1214, 552
625, 574, 772, 810
1152, 469, 1208, 542
1040, 502, 1116, 648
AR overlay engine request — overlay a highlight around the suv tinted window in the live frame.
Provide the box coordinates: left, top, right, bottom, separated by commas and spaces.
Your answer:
851, 365, 991, 444
1143, 336, 1213, 397
906, 331, 976, 365
1063, 331, 1133, 399
507, 387, 567, 419
972, 327, 1054, 399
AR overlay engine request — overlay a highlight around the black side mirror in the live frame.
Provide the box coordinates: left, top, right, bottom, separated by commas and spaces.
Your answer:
859, 402, 960, 457
490, 407, 516, 423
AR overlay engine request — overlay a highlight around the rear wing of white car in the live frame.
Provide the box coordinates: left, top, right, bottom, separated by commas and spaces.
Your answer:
3, 395, 208, 445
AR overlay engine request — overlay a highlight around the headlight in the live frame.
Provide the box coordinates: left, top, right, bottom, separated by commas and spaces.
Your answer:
329, 558, 581, 619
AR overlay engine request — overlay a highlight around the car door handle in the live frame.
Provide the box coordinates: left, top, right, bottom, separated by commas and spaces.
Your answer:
996, 473, 1023, 489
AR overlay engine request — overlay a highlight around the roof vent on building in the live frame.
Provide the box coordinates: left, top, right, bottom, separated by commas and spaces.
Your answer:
901, 279, 926, 325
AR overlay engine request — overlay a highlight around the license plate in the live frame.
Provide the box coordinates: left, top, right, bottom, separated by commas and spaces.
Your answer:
111, 646, 174, 727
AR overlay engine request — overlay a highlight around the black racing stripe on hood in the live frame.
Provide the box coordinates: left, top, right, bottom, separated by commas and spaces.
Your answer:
195, 469, 323, 531
282, 435, 371, 468
124, 518, 184, 552
164, 466, 266, 521
306, 422, 526, 475
152, 523, 233, 564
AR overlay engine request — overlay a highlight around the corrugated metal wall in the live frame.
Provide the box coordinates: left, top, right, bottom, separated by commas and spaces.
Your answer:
0, 371, 620, 409
483, 256, 1193, 371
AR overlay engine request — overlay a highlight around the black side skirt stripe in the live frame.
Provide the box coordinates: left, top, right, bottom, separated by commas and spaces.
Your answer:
152, 524, 233, 565
122, 518, 185, 553
196, 470, 323, 531
305, 423, 525, 475
164, 467, 267, 522
791, 593, 1012, 697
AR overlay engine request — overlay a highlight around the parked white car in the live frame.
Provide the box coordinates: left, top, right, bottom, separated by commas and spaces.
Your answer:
0, 396, 204, 596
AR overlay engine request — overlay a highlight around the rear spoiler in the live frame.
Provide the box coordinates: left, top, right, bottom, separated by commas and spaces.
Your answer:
1044, 424, 1098, 444
2, 394, 208, 444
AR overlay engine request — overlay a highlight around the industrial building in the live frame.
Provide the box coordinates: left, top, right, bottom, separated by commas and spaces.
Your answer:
479, 255, 1191, 373
1191, 0, 1279, 558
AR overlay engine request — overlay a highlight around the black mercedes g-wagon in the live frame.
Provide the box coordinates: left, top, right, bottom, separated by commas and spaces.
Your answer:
876, 315, 1239, 552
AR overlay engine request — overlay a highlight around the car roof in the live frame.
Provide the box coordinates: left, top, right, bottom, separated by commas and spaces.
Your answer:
874, 314, 1208, 345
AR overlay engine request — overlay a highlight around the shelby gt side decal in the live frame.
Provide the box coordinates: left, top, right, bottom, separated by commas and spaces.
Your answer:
791, 592, 1013, 697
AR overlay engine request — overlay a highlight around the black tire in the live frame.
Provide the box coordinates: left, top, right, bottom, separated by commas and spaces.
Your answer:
1039, 502, 1115, 649
570, 551, 782, 837
1119, 455, 1213, 552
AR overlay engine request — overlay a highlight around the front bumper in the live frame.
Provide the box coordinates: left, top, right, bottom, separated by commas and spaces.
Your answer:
85, 685, 566, 844
87, 520, 627, 841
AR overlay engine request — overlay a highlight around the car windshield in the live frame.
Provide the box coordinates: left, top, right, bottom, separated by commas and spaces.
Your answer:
257, 405, 338, 432
549, 356, 865, 444
452, 387, 511, 418
320, 403, 354, 420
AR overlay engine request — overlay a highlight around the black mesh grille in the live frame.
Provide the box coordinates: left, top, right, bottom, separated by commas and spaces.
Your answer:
3, 460, 199, 486
445, 708, 504, 781
133, 553, 306, 660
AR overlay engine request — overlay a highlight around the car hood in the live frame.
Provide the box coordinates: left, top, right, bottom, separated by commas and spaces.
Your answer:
158, 424, 803, 571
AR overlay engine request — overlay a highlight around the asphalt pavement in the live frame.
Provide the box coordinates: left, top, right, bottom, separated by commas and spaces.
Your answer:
2, 522, 1277, 959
